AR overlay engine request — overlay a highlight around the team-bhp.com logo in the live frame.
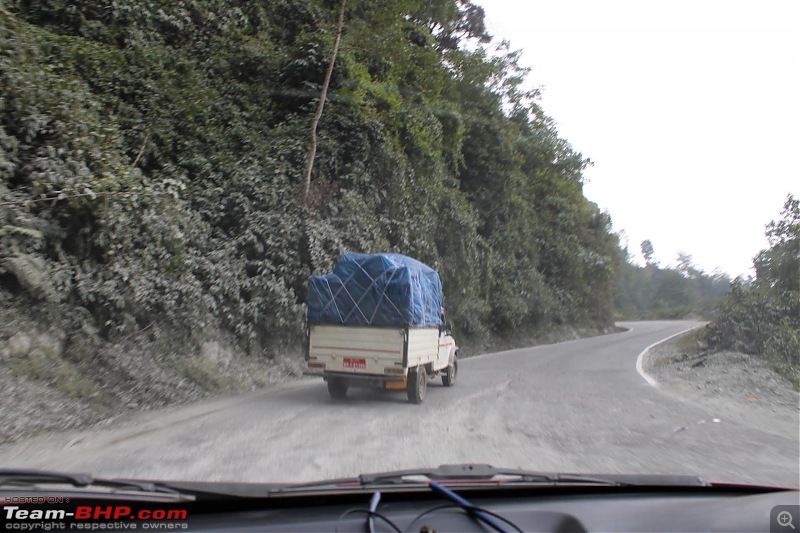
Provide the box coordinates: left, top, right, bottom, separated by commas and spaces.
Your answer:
3, 504, 189, 530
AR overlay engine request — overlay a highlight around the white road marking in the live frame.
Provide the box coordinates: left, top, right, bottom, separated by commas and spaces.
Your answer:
635, 325, 706, 388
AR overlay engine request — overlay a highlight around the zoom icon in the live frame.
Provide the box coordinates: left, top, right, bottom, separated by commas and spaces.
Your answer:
772, 506, 800, 533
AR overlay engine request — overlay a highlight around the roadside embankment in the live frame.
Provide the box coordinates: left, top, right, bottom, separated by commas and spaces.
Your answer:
641, 328, 799, 438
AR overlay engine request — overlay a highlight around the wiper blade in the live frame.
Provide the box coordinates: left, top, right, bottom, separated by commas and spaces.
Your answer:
0, 469, 196, 501
359, 464, 629, 487
0, 469, 93, 487
268, 464, 710, 495
358, 463, 711, 488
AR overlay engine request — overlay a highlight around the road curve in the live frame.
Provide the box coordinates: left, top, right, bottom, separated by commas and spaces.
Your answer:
1, 320, 797, 486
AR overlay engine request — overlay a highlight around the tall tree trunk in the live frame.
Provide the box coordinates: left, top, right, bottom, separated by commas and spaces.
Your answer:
302, 0, 347, 205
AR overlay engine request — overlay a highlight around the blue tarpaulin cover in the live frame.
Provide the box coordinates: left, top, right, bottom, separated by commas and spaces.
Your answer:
307, 253, 443, 327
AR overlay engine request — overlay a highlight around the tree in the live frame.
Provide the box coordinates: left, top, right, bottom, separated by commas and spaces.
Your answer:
413, 0, 492, 51
302, 0, 347, 205
676, 251, 700, 279
641, 240, 655, 265
754, 194, 799, 293
653, 269, 698, 310
617, 230, 630, 259
706, 194, 799, 387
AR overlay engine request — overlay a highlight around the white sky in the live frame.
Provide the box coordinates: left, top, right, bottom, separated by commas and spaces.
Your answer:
476, 0, 799, 277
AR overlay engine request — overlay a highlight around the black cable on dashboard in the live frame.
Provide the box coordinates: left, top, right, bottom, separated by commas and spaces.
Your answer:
335, 508, 402, 533
403, 503, 525, 533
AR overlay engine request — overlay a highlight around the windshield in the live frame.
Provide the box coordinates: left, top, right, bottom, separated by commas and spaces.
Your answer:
0, 0, 797, 490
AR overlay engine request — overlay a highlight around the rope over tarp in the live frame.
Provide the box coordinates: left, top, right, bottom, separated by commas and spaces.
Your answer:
307, 253, 443, 327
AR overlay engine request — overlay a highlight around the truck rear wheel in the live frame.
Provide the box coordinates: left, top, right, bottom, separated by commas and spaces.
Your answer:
327, 378, 348, 400
442, 357, 457, 387
407, 367, 427, 404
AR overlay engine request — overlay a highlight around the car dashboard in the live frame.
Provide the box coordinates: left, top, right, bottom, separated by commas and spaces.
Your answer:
171, 484, 799, 532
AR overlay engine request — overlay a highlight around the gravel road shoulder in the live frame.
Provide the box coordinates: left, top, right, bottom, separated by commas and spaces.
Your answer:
642, 329, 799, 439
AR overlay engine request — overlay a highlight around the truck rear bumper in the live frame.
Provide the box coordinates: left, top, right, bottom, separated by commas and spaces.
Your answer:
322, 371, 406, 390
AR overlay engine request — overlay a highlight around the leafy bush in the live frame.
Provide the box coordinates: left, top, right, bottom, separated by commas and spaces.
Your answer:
706, 196, 799, 388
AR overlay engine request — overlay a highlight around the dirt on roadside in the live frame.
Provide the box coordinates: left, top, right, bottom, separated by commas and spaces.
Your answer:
643, 329, 799, 439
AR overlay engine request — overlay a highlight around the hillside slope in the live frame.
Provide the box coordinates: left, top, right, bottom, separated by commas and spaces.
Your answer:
0, 0, 620, 439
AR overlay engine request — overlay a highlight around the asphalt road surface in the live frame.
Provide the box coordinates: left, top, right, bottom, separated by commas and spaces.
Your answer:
1, 320, 798, 486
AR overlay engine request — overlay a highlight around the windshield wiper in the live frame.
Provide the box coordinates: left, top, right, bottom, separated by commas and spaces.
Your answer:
358, 464, 629, 487
0, 469, 196, 501
358, 463, 711, 487
269, 463, 710, 495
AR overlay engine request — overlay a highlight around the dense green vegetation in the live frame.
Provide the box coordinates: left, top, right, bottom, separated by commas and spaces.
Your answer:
706, 195, 799, 387
1, 0, 620, 369
614, 242, 731, 320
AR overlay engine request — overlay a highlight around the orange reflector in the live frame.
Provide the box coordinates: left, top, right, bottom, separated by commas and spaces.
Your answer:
385, 379, 407, 390
308, 362, 325, 369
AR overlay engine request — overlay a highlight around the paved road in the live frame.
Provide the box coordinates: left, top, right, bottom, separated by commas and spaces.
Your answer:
1, 321, 798, 486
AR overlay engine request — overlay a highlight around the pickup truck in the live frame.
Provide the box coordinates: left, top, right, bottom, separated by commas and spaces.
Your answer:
304, 253, 459, 404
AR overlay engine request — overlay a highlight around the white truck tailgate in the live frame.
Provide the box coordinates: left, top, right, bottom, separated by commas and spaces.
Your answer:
308, 325, 405, 374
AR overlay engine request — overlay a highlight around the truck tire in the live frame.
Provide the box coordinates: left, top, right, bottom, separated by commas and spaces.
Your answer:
442, 357, 457, 387
327, 378, 348, 400
406, 367, 427, 404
